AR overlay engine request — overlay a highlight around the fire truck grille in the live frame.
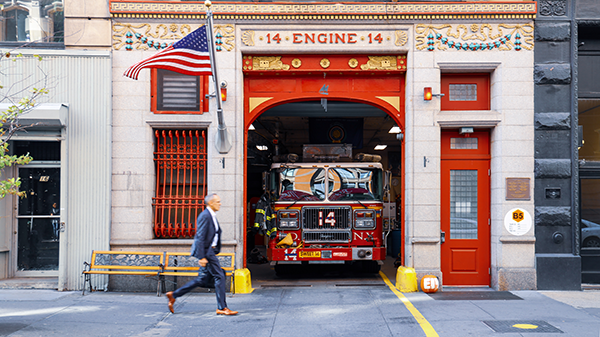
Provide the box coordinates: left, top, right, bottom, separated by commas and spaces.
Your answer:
302, 206, 351, 230
303, 231, 351, 243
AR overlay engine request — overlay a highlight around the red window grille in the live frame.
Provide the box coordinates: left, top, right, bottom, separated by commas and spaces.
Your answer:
153, 129, 207, 238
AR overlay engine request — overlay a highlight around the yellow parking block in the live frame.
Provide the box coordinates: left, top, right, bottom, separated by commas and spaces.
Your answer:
395, 266, 418, 292
234, 268, 254, 294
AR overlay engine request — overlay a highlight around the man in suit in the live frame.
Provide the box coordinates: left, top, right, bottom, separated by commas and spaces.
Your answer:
166, 193, 238, 315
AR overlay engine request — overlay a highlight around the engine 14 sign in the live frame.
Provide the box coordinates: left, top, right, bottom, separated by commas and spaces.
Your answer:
241, 29, 409, 49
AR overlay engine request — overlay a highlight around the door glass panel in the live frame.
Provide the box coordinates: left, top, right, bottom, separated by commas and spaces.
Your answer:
17, 167, 60, 271
450, 170, 478, 239
17, 218, 59, 271
18, 168, 60, 216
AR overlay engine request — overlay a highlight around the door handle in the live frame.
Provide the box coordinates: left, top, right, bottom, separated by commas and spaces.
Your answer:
441, 231, 446, 244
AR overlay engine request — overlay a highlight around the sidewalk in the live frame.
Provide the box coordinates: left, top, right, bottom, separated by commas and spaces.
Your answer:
1, 273, 600, 337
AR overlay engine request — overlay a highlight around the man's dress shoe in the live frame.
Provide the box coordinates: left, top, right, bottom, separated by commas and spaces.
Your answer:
166, 291, 175, 314
216, 308, 238, 315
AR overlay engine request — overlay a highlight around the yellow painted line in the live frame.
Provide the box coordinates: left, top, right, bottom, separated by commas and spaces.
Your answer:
379, 271, 439, 337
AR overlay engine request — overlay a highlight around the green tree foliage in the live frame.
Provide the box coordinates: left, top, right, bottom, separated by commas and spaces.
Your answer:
0, 52, 48, 198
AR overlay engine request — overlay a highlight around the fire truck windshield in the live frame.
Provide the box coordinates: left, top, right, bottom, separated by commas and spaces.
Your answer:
328, 167, 383, 201
274, 167, 383, 202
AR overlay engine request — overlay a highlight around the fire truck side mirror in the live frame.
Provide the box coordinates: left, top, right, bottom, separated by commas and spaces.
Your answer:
384, 171, 391, 192
262, 171, 269, 193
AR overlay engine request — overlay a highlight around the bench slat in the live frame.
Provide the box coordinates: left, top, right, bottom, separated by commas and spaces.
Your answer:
83, 271, 160, 275
87, 265, 163, 271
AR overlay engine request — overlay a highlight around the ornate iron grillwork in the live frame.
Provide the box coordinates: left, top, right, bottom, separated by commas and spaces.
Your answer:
95, 253, 162, 267
153, 129, 207, 239
167, 254, 232, 268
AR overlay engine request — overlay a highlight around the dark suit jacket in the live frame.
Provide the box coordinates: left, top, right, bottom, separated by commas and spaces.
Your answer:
191, 208, 222, 260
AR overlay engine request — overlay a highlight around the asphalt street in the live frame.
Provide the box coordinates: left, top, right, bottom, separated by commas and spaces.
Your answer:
1, 270, 600, 337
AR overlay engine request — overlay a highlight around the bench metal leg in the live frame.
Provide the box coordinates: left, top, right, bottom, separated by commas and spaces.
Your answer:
157, 275, 164, 297
82, 273, 91, 296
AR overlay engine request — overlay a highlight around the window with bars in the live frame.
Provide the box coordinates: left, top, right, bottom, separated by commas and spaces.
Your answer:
153, 129, 207, 238
151, 69, 209, 114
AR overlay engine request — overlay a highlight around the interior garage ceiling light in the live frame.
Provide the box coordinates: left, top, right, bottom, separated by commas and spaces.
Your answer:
256, 145, 268, 151
249, 124, 256, 130
374, 144, 387, 150
388, 126, 401, 134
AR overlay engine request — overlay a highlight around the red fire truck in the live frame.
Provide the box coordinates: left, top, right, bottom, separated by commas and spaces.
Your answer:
261, 145, 391, 274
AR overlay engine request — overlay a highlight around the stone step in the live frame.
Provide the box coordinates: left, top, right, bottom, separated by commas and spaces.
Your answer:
0, 277, 58, 290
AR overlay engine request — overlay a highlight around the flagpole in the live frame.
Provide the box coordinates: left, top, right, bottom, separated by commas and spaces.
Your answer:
205, 0, 232, 154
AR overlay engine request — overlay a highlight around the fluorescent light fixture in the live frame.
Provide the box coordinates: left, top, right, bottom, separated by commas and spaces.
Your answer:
388, 126, 401, 134
256, 145, 268, 151
249, 124, 255, 130
374, 144, 387, 150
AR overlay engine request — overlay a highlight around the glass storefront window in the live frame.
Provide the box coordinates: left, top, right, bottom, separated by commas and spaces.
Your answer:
581, 179, 600, 248
1, 0, 63, 43
579, 99, 600, 162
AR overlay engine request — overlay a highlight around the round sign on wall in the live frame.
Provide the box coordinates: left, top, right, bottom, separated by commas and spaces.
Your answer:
504, 208, 532, 236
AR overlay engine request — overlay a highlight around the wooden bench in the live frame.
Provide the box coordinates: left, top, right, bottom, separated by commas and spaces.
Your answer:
82, 250, 165, 296
160, 252, 236, 294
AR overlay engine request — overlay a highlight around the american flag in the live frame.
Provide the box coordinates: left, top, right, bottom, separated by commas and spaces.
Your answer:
123, 26, 212, 80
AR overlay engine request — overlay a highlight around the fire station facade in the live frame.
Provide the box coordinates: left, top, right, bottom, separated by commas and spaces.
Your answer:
107, 0, 538, 291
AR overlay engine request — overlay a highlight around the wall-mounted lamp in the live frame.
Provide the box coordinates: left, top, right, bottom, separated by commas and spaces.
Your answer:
220, 80, 227, 101
424, 87, 444, 101
459, 127, 474, 134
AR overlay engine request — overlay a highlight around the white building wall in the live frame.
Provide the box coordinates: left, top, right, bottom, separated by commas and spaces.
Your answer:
110, 19, 535, 290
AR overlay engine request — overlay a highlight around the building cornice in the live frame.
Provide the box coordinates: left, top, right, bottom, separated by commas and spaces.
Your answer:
109, 1, 537, 21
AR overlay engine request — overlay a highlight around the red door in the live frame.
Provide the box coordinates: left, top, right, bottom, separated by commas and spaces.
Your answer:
441, 130, 490, 286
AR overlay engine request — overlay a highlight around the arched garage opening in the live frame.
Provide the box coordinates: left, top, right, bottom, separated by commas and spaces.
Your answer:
242, 55, 406, 275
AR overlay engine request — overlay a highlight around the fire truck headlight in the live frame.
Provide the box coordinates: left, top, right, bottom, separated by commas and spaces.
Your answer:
280, 220, 297, 228
354, 210, 376, 229
278, 211, 299, 229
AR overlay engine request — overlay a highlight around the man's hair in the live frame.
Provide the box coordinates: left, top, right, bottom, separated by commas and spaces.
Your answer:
205, 193, 218, 205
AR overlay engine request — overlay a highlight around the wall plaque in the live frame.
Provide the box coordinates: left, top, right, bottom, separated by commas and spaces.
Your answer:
506, 178, 530, 200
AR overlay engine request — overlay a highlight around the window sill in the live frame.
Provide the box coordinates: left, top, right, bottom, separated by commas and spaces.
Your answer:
0, 41, 65, 49
437, 110, 501, 128
146, 119, 212, 128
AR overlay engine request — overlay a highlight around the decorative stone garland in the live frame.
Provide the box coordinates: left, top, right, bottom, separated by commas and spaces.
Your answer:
113, 23, 235, 52
415, 23, 534, 52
